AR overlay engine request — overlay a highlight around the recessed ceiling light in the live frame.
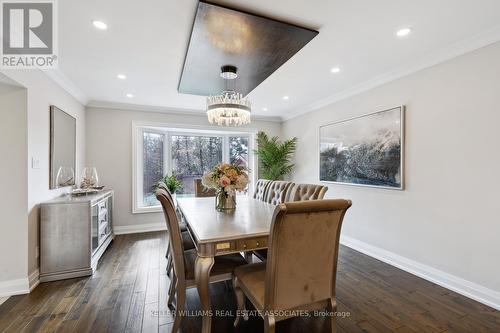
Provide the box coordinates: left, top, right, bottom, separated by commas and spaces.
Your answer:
117, 74, 127, 80
92, 20, 107, 30
330, 67, 341, 73
396, 27, 412, 38
126, 93, 134, 98
282, 96, 289, 100
262, 107, 268, 111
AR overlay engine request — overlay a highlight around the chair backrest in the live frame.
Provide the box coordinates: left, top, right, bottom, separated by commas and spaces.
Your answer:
157, 181, 168, 192
286, 183, 328, 202
264, 199, 352, 311
264, 181, 294, 205
156, 186, 186, 282
194, 178, 216, 197
253, 179, 271, 201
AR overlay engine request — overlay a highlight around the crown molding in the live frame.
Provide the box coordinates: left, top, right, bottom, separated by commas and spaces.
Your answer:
87, 100, 283, 122
282, 24, 500, 121
38, 24, 500, 123
42, 68, 90, 105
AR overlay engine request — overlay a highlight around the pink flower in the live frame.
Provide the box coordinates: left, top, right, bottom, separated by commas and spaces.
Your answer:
235, 174, 249, 189
219, 176, 231, 187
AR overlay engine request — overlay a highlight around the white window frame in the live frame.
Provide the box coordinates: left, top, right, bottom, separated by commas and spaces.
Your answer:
132, 121, 257, 214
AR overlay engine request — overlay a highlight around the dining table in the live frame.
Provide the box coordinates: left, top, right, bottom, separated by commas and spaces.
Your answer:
176, 195, 276, 333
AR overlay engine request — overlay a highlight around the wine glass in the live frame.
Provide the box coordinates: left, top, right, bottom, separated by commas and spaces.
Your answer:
80, 167, 99, 189
56, 166, 75, 188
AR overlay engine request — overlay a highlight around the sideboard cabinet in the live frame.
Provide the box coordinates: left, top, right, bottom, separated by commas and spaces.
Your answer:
40, 190, 114, 282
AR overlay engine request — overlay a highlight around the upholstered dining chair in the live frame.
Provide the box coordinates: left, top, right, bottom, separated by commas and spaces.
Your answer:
264, 180, 294, 205
194, 178, 216, 197
157, 182, 194, 281
253, 180, 294, 261
253, 179, 271, 201
156, 188, 247, 333
286, 183, 328, 202
234, 199, 352, 333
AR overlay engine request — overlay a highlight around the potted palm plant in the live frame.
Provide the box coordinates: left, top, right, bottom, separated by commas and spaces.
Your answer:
253, 131, 298, 180
157, 174, 183, 194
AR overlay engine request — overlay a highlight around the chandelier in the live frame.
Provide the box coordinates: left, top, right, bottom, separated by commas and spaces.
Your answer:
207, 65, 251, 126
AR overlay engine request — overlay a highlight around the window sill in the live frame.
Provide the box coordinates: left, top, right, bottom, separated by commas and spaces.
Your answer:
133, 206, 162, 214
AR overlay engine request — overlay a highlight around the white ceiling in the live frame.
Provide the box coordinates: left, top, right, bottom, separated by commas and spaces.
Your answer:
57, 0, 500, 120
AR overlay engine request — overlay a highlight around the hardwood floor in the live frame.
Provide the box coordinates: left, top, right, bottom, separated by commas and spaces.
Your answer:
0, 231, 499, 332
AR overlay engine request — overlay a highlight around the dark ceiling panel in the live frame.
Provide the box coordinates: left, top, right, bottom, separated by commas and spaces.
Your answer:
178, 1, 318, 96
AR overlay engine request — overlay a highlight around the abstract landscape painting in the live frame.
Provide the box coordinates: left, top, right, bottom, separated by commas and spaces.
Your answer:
320, 106, 404, 189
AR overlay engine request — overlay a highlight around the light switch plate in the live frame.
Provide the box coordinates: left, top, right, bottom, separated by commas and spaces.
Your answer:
31, 157, 40, 169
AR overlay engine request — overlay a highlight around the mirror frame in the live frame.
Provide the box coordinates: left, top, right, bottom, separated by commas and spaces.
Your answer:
49, 105, 76, 189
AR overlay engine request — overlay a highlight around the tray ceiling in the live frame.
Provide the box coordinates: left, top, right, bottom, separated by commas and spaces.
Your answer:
178, 1, 318, 96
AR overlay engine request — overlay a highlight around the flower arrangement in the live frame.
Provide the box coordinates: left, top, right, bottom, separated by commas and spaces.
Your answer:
202, 163, 249, 211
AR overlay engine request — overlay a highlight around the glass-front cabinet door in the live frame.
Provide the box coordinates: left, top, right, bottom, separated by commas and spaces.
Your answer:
91, 204, 99, 253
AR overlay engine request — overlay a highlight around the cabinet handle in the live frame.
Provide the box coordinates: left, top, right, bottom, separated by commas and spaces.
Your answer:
256, 241, 260, 247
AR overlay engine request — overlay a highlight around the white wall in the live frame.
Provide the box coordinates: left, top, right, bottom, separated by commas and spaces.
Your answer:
0, 80, 28, 296
86, 107, 282, 232
0, 70, 86, 285
282, 42, 500, 307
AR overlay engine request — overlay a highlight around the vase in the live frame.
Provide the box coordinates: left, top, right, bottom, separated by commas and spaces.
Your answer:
56, 166, 75, 188
80, 167, 99, 189
215, 190, 236, 212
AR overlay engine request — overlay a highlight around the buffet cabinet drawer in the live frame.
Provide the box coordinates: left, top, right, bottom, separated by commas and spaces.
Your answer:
237, 237, 268, 251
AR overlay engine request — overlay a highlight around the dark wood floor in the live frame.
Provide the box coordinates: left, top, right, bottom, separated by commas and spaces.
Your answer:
1, 232, 499, 333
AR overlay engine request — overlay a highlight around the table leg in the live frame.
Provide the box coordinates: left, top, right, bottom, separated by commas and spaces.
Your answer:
195, 255, 215, 333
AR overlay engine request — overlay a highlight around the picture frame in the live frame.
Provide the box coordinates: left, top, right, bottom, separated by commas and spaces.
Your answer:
319, 106, 405, 190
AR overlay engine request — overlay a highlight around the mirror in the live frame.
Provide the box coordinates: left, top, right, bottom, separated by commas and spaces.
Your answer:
50, 105, 76, 189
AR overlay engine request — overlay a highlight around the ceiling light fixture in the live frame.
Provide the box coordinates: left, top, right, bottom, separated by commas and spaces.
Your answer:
262, 107, 268, 111
207, 65, 251, 127
117, 74, 127, 80
283, 96, 289, 100
330, 67, 341, 73
126, 93, 134, 98
92, 20, 108, 30
396, 27, 412, 38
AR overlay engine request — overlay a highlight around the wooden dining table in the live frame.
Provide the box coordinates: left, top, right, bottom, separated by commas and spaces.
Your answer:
176, 196, 276, 333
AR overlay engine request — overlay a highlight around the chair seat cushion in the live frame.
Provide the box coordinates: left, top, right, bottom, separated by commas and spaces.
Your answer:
234, 262, 267, 310
182, 231, 195, 250
184, 249, 247, 280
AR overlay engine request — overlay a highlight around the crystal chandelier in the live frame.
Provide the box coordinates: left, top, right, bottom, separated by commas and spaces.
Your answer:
207, 65, 251, 126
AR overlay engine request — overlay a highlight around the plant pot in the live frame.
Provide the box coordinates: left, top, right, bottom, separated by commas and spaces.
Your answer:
215, 190, 236, 212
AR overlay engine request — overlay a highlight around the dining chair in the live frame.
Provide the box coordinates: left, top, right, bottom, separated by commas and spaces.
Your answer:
194, 178, 217, 197
157, 182, 194, 280
156, 188, 247, 333
233, 199, 352, 333
264, 180, 294, 205
253, 179, 271, 201
252, 180, 294, 261
286, 183, 328, 202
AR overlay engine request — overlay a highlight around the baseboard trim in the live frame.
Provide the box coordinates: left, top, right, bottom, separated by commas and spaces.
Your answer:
0, 278, 28, 298
0, 268, 40, 298
114, 222, 167, 235
340, 235, 500, 311
29, 269, 40, 291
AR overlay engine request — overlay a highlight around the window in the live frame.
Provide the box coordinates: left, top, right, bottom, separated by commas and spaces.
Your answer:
171, 135, 222, 195
229, 136, 249, 169
133, 124, 255, 213
142, 132, 164, 207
